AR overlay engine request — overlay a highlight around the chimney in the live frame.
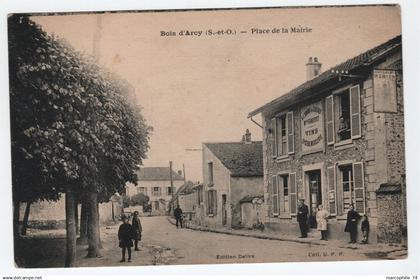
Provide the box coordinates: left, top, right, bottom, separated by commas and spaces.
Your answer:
306, 57, 321, 80
242, 129, 252, 144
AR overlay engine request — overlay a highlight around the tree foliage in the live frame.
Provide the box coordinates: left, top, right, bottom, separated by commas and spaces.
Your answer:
9, 14, 151, 205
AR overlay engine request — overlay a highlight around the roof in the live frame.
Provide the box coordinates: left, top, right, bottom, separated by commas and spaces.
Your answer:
137, 167, 184, 181
239, 194, 264, 203
248, 35, 402, 117
204, 141, 263, 177
175, 181, 195, 195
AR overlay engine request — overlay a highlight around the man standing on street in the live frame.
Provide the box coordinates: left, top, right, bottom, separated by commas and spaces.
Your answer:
297, 199, 309, 238
174, 205, 183, 228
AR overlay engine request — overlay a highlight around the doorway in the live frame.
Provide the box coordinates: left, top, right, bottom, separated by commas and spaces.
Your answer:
222, 194, 227, 226
306, 169, 322, 216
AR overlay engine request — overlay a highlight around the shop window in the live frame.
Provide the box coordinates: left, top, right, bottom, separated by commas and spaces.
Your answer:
280, 175, 289, 213
340, 165, 354, 212
333, 162, 366, 215
154, 201, 159, 211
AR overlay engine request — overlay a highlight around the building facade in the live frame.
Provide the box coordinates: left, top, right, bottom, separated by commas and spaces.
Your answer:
200, 132, 264, 229
125, 167, 185, 215
248, 35, 405, 243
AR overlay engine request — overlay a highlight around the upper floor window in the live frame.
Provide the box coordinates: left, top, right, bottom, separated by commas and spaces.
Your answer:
167, 186, 173, 195
208, 162, 214, 186
138, 187, 146, 194
271, 111, 294, 158
326, 85, 361, 145
152, 187, 161, 196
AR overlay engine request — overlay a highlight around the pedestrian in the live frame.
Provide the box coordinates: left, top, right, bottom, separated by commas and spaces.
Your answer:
118, 216, 134, 262
344, 204, 361, 243
131, 211, 142, 251
174, 205, 183, 228
316, 204, 330, 241
297, 199, 309, 238
360, 214, 370, 244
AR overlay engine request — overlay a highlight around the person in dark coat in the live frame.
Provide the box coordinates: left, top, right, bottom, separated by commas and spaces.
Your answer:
118, 216, 134, 262
174, 205, 183, 228
132, 211, 142, 251
360, 214, 370, 244
297, 199, 309, 238
344, 204, 361, 243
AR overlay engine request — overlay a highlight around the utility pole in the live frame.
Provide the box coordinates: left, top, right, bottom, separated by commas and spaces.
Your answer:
169, 161, 174, 199
182, 163, 186, 183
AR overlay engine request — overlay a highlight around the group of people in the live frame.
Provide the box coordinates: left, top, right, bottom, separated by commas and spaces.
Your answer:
297, 199, 370, 244
118, 211, 142, 262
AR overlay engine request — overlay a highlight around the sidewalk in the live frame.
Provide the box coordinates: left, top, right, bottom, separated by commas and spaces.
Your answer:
167, 217, 407, 259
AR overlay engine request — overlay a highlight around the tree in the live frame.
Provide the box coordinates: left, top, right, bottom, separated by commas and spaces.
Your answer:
130, 193, 150, 207
8, 15, 151, 266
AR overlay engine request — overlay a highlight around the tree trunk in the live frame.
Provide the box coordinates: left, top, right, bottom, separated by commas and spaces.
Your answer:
75, 200, 79, 235
65, 191, 77, 267
87, 192, 101, 258
21, 202, 31, 236
13, 200, 20, 237
77, 199, 88, 245
97, 202, 103, 249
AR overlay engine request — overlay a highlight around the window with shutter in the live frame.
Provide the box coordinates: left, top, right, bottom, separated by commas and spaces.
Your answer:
287, 111, 295, 154
327, 166, 337, 215
350, 85, 361, 139
213, 190, 218, 216
352, 162, 365, 214
326, 95, 335, 145
271, 176, 278, 216
271, 118, 277, 158
289, 173, 297, 215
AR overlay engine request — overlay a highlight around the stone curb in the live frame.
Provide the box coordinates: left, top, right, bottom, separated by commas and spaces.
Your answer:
166, 217, 406, 255
166, 217, 327, 246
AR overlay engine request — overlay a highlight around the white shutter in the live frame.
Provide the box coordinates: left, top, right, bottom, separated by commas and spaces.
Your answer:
327, 166, 337, 216
271, 118, 277, 158
326, 95, 335, 145
287, 111, 295, 154
350, 85, 361, 139
289, 173, 297, 215
352, 162, 365, 214
271, 176, 279, 216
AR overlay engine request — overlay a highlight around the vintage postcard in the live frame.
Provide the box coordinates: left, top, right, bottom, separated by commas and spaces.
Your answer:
8, 5, 407, 268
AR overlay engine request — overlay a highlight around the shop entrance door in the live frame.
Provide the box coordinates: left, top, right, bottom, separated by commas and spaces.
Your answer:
307, 170, 322, 215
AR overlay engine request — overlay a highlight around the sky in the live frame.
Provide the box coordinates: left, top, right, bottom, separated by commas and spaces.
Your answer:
31, 5, 401, 182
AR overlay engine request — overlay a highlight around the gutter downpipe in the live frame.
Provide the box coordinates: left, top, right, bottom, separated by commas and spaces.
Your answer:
249, 115, 263, 129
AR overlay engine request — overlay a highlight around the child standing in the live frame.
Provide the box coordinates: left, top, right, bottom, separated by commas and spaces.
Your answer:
361, 215, 370, 244
118, 216, 134, 262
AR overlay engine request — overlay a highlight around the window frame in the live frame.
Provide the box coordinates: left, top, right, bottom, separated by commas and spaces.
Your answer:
272, 111, 294, 160
208, 162, 214, 186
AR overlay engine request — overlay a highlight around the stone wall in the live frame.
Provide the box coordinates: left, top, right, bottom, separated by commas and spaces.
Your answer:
376, 191, 403, 243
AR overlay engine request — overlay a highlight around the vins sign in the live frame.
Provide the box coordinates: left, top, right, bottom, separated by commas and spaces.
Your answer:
301, 101, 324, 154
